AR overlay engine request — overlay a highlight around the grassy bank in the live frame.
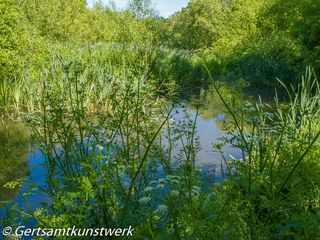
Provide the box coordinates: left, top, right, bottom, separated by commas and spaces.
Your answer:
3, 58, 318, 239
1, 0, 320, 239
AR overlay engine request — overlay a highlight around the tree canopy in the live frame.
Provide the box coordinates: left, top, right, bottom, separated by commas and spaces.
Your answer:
0, 0, 318, 84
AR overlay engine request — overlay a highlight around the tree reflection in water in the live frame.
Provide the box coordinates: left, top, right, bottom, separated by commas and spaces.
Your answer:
0, 121, 30, 206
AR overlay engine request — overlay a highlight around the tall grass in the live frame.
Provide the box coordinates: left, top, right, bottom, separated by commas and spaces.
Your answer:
3, 43, 320, 239
9, 49, 206, 239
0, 44, 176, 118
23, 52, 178, 230
207, 67, 320, 238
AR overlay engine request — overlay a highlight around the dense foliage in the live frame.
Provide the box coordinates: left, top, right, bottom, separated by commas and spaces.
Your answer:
165, 0, 319, 86
0, 0, 319, 103
0, 0, 26, 80
0, 0, 319, 239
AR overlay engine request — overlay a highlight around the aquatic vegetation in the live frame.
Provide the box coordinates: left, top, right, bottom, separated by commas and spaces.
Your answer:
1, 0, 319, 238
5, 59, 316, 239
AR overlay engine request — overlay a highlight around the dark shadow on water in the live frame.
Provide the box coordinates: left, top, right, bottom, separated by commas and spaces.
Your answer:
0, 122, 30, 206
0, 122, 48, 236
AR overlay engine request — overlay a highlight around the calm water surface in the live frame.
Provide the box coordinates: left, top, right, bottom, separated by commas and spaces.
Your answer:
0, 90, 243, 221
0, 122, 48, 224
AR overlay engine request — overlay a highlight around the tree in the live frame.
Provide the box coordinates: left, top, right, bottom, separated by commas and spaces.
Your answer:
0, 0, 25, 79
167, 0, 228, 49
263, 0, 320, 67
167, 0, 265, 50
128, 0, 158, 20
20, 0, 87, 42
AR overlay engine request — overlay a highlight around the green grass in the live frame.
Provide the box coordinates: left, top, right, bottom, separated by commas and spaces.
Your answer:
3, 56, 316, 239
1, 42, 319, 239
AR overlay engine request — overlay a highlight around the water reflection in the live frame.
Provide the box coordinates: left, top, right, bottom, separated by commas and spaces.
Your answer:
0, 121, 30, 205
180, 84, 246, 122
0, 85, 245, 220
173, 85, 249, 174
172, 105, 242, 172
